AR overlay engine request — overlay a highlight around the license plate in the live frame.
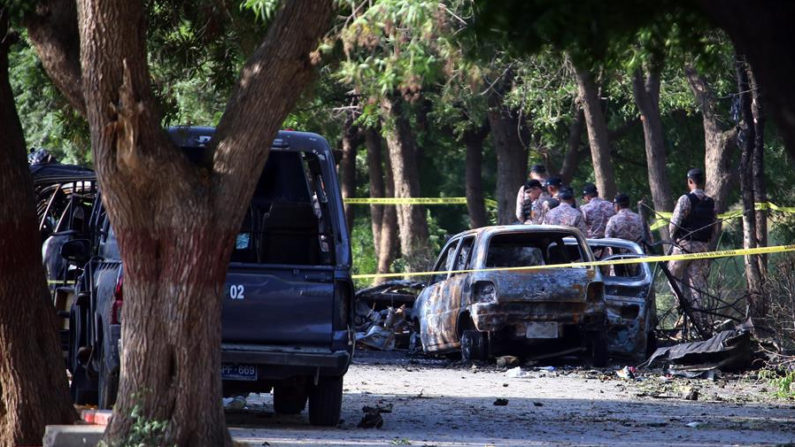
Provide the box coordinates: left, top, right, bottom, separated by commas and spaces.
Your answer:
526, 322, 559, 339
221, 363, 257, 381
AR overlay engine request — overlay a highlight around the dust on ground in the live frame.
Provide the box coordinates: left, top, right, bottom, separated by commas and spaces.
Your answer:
228, 351, 795, 446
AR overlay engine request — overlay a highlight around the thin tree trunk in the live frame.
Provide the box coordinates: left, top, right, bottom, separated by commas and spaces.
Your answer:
340, 114, 357, 233
0, 11, 78, 444
574, 66, 617, 200
736, 59, 767, 320
749, 69, 768, 272
365, 127, 385, 260
380, 96, 431, 273
632, 66, 674, 245
685, 65, 739, 214
487, 89, 528, 225
560, 106, 586, 184
73, 0, 333, 445
463, 121, 490, 228
377, 148, 399, 282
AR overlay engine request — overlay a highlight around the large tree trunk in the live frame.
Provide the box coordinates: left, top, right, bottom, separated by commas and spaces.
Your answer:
559, 106, 586, 184
463, 121, 490, 228
698, 1, 795, 162
340, 114, 357, 233
487, 91, 528, 224
380, 96, 431, 273
750, 69, 768, 271
0, 11, 78, 444
684, 66, 738, 214
736, 59, 767, 320
632, 66, 674, 244
376, 147, 399, 282
73, 0, 333, 445
574, 67, 617, 200
365, 127, 385, 260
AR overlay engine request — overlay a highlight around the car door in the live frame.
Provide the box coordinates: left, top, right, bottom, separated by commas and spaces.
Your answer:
439, 236, 476, 346
417, 238, 460, 352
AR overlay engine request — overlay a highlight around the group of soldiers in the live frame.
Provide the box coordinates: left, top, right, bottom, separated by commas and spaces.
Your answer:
516, 164, 719, 334
515, 164, 644, 243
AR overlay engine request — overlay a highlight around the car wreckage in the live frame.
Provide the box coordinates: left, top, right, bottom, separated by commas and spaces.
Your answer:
412, 225, 609, 365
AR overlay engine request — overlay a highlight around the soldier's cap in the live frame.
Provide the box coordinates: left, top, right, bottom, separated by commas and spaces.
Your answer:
687, 168, 705, 181
530, 164, 547, 174
614, 193, 630, 207
524, 179, 543, 190
582, 183, 598, 196
545, 176, 562, 188
558, 186, 575, 200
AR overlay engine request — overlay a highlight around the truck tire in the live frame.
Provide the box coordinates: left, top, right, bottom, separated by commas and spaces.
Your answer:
98, 357, 118, 410
273, 384, 308, 415
461, 330, 488, 362
589, 329, 609, 367
308, 376, 343, 426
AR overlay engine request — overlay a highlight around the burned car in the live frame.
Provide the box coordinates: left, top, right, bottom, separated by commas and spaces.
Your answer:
412, 225, 608, 365
580, 238, 657, 360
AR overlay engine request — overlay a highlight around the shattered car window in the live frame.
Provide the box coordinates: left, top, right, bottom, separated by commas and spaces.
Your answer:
451, 237, 475, 276
593, 246, 644, 278
486, 232, 586, 268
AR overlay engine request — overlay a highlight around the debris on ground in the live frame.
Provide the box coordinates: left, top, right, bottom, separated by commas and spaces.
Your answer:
684, 388, 700, 401
493, 398, 509, 406
223, 396, 247, 411
616, 366, 637, 380
642, 329, 754, 374
505, 367, 533, 378
358, 405, 386, 428
354, 281, 424, 351
496, 355, 519, 367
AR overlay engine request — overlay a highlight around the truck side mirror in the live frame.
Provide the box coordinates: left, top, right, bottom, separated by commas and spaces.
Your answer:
60, 239, 92, 265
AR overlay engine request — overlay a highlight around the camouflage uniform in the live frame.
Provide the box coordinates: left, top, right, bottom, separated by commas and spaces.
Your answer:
580, 197, 616, 238
667, 189, 717, 333
605, 208, 644, 243
542, 202, 588, 235
528, 192, 552, 224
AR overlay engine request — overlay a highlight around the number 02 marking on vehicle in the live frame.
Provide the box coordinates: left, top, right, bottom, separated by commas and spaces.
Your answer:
229, 284, 245, 300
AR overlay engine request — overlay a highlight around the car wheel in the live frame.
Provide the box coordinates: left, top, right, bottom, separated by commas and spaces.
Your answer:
408, 331, 422, 355
589, 329, 609, 367
461, 330, 488, 362
308, 376, 343, 426
98, 356, 118, 410
273, 384, 308, 415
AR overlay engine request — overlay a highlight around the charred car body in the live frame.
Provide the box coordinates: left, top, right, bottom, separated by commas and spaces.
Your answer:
36, 128, 354, 426
412, 225, 609, 365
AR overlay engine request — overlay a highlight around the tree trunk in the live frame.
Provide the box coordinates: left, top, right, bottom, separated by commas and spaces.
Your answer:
698, 1, 795, 162
487, 91, 528, 224
340, 114, 357, 233
365, 127, 385, 260
0, 11, 78, 444
463, 121, 490, 228
73, 0, 333, 445
632, 66, 674, 244
749, 69, 768, 272
559, 106, 586, 184
736, 59, 767, 320
574, 67, 617, 200
380, 96, 431, 273
684, 66, 738, 214
377, 147, 399, 282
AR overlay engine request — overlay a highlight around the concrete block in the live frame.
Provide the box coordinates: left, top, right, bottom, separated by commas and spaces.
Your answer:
43, 425, 103, 447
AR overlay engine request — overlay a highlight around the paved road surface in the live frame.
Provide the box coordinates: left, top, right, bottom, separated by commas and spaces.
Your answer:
228, 351, 795, 446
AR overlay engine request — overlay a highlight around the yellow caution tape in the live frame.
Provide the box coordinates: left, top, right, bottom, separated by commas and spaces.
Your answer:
649, 201, 795, 231
352, 243, 795, 280
344, 197, 498, 208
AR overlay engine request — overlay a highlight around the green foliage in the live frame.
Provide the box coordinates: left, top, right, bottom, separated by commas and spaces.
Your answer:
97, 395, 173, 447
758, 368, 795, 399
241, 0, 281, 22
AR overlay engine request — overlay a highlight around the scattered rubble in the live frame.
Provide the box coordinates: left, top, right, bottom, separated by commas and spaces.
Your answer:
358, 405, 386, 428
493, 398, 509, 406
496, 355, 519, 367
642, 329, 754, 373
354, 281, 424, 351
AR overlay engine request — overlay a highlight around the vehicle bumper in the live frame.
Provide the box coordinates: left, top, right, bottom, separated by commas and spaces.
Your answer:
221, 344, 351, 380
470, 301, 606, 336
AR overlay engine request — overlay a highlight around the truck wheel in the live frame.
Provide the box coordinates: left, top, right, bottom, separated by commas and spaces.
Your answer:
273, 384, 308, 415
308, 376, 343, 426
98, 360, 118, 410
461, 330, 487, 362
589, 329, 609, 367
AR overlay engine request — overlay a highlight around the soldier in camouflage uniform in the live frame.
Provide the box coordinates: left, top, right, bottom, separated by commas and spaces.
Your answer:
542, 186, 588, 234
519, 179, 544, 224
605, 193, 644, 243
668, 168, 718, 335
515, 165, 549, 222
580, 183, 616, 238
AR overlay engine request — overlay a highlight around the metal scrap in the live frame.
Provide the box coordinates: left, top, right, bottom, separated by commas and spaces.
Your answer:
642, 329, 754, 372
354, 282, 421, 350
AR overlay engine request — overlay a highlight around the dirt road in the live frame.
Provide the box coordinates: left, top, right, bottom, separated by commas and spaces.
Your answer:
228, 352, 795, 446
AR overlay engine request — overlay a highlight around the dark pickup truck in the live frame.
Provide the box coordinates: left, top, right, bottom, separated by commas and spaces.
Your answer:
40, 127, 354, 425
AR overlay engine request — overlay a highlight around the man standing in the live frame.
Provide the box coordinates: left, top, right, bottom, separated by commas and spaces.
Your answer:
519, 179, 544, 224
605, 193, 644, 243
580, 183, 615, 238
515, 165, 549, 222
668, 168, 718, 334
543, 186, 588, 235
